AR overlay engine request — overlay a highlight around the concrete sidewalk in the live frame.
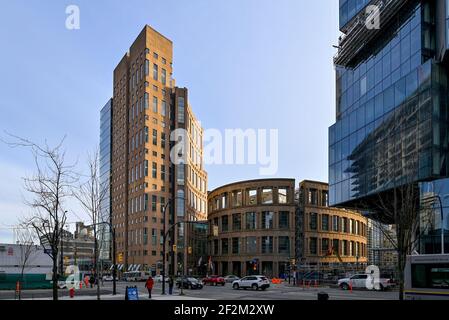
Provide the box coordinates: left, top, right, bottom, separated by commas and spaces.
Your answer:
21, 293, 212, 300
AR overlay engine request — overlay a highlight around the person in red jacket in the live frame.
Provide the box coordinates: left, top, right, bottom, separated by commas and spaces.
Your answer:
145, 276, 154, 299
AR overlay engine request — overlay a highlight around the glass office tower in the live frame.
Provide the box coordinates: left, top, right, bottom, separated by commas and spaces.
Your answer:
330, 0, 449, 254
99, 99, 112, 261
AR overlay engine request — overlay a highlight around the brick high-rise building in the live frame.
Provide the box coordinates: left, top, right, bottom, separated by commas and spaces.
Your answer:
110, 25, 207, 276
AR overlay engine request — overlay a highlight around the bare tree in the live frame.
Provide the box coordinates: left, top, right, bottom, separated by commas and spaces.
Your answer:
15, 227, 38, 300
370, 181, 421, 300
4, 134, 76, 300
73, 150, 107, 300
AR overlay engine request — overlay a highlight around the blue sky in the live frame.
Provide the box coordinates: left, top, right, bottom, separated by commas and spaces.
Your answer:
0, 0, 340, 242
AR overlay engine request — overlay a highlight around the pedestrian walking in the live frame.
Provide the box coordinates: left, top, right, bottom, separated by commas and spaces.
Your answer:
145, 276, 154, 299
168, 276, 174, 295
89, 275, 95, 288
84, 275, 89, 288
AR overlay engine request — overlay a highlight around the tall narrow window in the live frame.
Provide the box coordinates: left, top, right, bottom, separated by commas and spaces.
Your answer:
177, 97, 185, 123
153, 64, 158, 80
144, 93, 149, 109
152, 129, 157, 146
245, 212, 256, 230
144, 126, 149, 143
232, 191, 242, 207
332, 215, 339, 232
278, 188, 288, 204
152, 195, 157, 212
309, 213, 318, 230
144, 193, 148, 211
161, 165, 166, 181
279, 211, 289, 229
322, 238, 329, 255
309, 238, 317, 255
246, 237, 257, 254
247, 189, 257, 205
152, 162, 157, 178
221, 216, 229, 232
144, 160, 149, 177
262, 236, 273, 253
153, 96, 158, 113
232, 238, 240, 254
261, 211, 274, 229
177, 163, 185, 185
161, 68, 166, 85
161, 100, 166, 117
161, 133, 166, 149
232, 213, 241, 231
278, 236, 290, 254
145, 59, 149, 76
322, 214, 329, 231
261, 188, 273, 204
176, 190, 184, 216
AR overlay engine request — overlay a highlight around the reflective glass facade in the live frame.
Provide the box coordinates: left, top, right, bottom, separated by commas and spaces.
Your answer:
330, 2, 449, 206
99, 99, 112, 261
339, 0, 372, 29
419, 178, 449, 254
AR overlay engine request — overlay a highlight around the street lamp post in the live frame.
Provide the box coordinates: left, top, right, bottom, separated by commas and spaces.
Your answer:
111, 227, 117, 296
162, 220, 207, 296
161, 197, 185, 295
161, 202, 169, 295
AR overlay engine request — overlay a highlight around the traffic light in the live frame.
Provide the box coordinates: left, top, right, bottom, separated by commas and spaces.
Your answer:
173, 245, 177, 252
188, 246, 192, 254
253, 264, 257, 271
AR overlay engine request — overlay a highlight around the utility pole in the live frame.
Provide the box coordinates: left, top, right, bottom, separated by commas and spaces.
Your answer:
161, 196, 185, 295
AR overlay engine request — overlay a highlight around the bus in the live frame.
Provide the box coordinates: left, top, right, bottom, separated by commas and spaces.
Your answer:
404, 254, 449, 300
123, 271, 150, 282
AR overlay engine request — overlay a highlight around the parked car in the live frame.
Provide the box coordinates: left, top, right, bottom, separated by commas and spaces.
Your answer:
338, 274, 395, 291
232, 275, 270, 291
224, 275, 240, 283
176, 277, 204, 290
203, 275, 225, 286
154, 275, 169, 283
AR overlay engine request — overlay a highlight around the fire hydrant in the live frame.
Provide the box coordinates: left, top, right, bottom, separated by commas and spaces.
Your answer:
69, 287, 75, 299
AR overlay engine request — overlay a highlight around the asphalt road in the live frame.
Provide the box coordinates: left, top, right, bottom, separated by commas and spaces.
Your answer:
0, 281, 399, 300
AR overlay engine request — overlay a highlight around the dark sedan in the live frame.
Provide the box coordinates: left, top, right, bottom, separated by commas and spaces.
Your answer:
176, 277, 204, 290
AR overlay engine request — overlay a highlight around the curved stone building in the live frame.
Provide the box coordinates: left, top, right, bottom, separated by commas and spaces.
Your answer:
298, 181, 368, 269
207, 179, 296, 278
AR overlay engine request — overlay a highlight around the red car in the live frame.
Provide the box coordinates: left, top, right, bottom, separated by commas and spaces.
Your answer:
202, 275, 225, 286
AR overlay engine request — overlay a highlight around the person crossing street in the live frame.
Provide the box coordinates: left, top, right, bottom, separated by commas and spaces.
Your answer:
145, 276, 154, 299
168, 276, 174, 295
